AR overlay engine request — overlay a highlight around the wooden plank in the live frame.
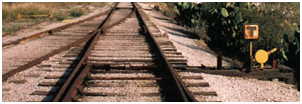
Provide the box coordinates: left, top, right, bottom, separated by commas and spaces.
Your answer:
88, 76, 162, 80
192, 91, 217, 96
88, 58, 156, 62
2, 88, 10, 91
141, 93, 161, 96
83, 92, 126, 96
31, 91, 56, 95
39, 81, 64, 86
36, 68, 73, 72
86, 82, 158, 87
181, 76, 203, 79
44, 75, 69, 79
90, 62, 155, 66
91, 70, 153, 73
8, 79, 27, 84
83, 92, 160, 96
186, 82, 209, 87
52, 64, 75, 68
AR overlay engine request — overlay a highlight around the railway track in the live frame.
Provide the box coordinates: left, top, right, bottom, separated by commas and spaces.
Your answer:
2, 4, 113, 80
3, 2, 219, 102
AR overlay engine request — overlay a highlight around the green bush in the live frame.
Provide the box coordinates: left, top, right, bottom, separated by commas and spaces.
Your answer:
70, 8, 84, 17
173, 2, 300, 62
203, 3, 249, 56
243, 3, 300, 52
171, 2, 300, 88
173, 2, 200, 28
53, 10, 67, 21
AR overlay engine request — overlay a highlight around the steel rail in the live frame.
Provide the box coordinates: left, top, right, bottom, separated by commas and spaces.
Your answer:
133, 2, 197, 102
52, 3, 119, 101
102, 5, 136, 33
2, 3, 116, 82
52, 2, 195, 102
2, 5, 112, 48
55, 3, 139, 101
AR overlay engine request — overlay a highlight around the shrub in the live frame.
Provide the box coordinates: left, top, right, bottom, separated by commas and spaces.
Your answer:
53, 10, 67, 21
173, 2, 200, 28
70, 8, 84, 17
172, 2, 300, 63
202, 2, 249, 56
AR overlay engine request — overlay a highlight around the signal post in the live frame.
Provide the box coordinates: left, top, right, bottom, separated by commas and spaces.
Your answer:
244, 24, 259, 71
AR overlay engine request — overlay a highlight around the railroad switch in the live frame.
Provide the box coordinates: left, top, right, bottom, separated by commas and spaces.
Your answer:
255, 48, 277, 69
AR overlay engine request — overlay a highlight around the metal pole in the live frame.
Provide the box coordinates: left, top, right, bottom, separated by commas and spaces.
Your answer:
250, 41, 253, 57
250, 41, 253, 71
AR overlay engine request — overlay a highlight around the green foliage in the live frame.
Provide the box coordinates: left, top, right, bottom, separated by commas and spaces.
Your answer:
220, 8, 229, 17
171, 2, 300, 66
243, 3, 299, 51
2, 24, 22, 34
280, 30, 300, 64
173, 2, 200, 28
53, 10, 66, 21
70, 8, 84, 17
171, 2, 300, 86
205, 2, 248, 55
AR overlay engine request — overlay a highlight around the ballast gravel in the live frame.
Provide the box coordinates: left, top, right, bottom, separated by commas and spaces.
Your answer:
201, 73, 300, 102
2, 50, 70, 102
138, 3, 300, 102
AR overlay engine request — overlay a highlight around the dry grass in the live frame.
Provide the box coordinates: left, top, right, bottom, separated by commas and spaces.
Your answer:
2, 2, 51, 22
2, 2, 108, 22
2, 2, 108, 34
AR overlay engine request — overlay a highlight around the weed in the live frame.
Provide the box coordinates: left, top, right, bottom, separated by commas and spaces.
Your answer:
2, 24, 22, 33
70, 8, 85, 17
53, 10, 67, 21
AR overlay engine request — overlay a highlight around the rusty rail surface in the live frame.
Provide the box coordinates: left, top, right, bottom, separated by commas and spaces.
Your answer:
52, 3, 118, 101
53, 3, 139, 102
52, 2, 195, 102
133, 3, 197, 102
2, 4, 117, 81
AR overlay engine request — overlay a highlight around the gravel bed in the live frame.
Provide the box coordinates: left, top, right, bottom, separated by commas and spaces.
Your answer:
2, 67, 50, 102
200, 73, 300, 102
21, 95, 52, 102
195, 95, 222, 102
2, 4, 112, 75
2, 48, 71, 102
188, 87, 214, 92
137, 3, 300, 102
138, 3, 234, 67
40, 79, 66, 83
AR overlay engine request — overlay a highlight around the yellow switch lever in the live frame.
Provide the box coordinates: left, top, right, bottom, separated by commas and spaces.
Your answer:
268, 48, 277, 55
255, 48, 278, 69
